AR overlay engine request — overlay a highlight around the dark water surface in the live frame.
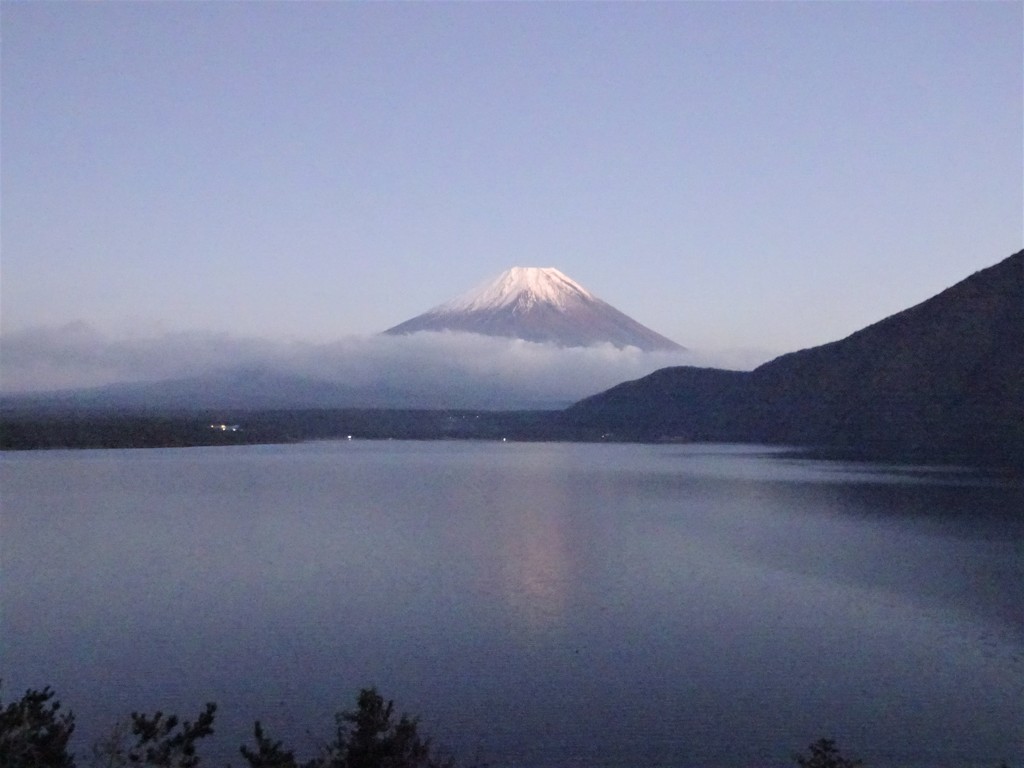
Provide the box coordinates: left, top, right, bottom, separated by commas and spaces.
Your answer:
2, 441, 1022, 766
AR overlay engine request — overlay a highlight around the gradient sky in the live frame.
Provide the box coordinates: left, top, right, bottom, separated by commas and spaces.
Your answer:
2, 1, 1022, 364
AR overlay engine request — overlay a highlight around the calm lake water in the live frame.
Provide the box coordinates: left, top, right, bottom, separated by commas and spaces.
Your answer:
1, 441, 1022, 767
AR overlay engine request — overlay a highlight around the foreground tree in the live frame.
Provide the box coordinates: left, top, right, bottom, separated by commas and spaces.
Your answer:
793, 737, 864, 768
91, 703, 216, 768
0, 685, 76, 768
237, 721, 297, 768
240, 688, 453, 768
12, 682, 1018, 768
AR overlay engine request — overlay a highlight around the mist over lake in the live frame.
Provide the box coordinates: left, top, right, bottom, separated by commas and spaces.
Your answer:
2, 441, 1022, 767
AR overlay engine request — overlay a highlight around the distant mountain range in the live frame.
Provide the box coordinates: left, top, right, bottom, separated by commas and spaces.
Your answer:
1, 266, 684, 412
0, 369, 421, 412
565, 250, 1024, 466
4, 252, 1021, 468
0, 366, 574, 413
385, 267, 684, 352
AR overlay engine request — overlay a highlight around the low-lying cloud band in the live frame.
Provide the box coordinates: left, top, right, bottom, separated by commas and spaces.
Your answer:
0, 323, 765, 409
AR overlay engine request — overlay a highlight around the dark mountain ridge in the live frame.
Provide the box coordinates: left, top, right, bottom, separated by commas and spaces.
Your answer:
566, 250, 1024, 467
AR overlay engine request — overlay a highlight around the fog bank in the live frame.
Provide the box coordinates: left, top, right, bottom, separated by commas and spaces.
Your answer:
0, 323, 772, 408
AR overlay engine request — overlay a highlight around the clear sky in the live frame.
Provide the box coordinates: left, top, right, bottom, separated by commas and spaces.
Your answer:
1, 1, 1022, 394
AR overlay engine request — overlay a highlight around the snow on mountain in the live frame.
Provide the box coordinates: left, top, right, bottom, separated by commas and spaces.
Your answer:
441, 267, 595, 313
385, 267, 684, 352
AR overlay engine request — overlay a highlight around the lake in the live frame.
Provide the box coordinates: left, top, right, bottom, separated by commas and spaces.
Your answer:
1, 441, 1022, 767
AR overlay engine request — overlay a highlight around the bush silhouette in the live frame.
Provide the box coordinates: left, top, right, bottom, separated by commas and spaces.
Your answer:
0, 684, 76, 768
4, 683, 1020, 767
89, 702, 216, 768
240, 688, 452, 768
792, 737, 863, 768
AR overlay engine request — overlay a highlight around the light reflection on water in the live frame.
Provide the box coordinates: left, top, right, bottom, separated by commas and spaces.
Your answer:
1, 441, 1022, 767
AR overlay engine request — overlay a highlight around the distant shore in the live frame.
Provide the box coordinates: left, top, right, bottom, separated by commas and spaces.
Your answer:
3, 406, 1021, 476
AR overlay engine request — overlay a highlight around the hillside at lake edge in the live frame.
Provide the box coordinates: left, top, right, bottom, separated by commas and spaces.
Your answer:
565, 249, 1024, 468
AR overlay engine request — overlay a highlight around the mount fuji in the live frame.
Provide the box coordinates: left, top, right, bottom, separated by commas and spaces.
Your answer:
384, 267, 684, 352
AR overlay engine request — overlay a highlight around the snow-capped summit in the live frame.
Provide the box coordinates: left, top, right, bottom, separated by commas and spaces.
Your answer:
441, 267, 594, 313
384, 267, 684, 352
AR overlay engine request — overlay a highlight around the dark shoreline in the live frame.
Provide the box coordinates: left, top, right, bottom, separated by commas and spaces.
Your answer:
0, 407, 570, 451
3, 407, 1021, 476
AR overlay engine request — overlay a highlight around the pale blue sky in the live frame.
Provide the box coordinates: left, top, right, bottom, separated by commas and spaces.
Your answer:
2, 1, 1022, 362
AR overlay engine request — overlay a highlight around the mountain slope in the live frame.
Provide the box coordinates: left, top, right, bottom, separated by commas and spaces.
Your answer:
565, 250, 1024, 466
384, 267, 684, 351
751, 250, 1024, 455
